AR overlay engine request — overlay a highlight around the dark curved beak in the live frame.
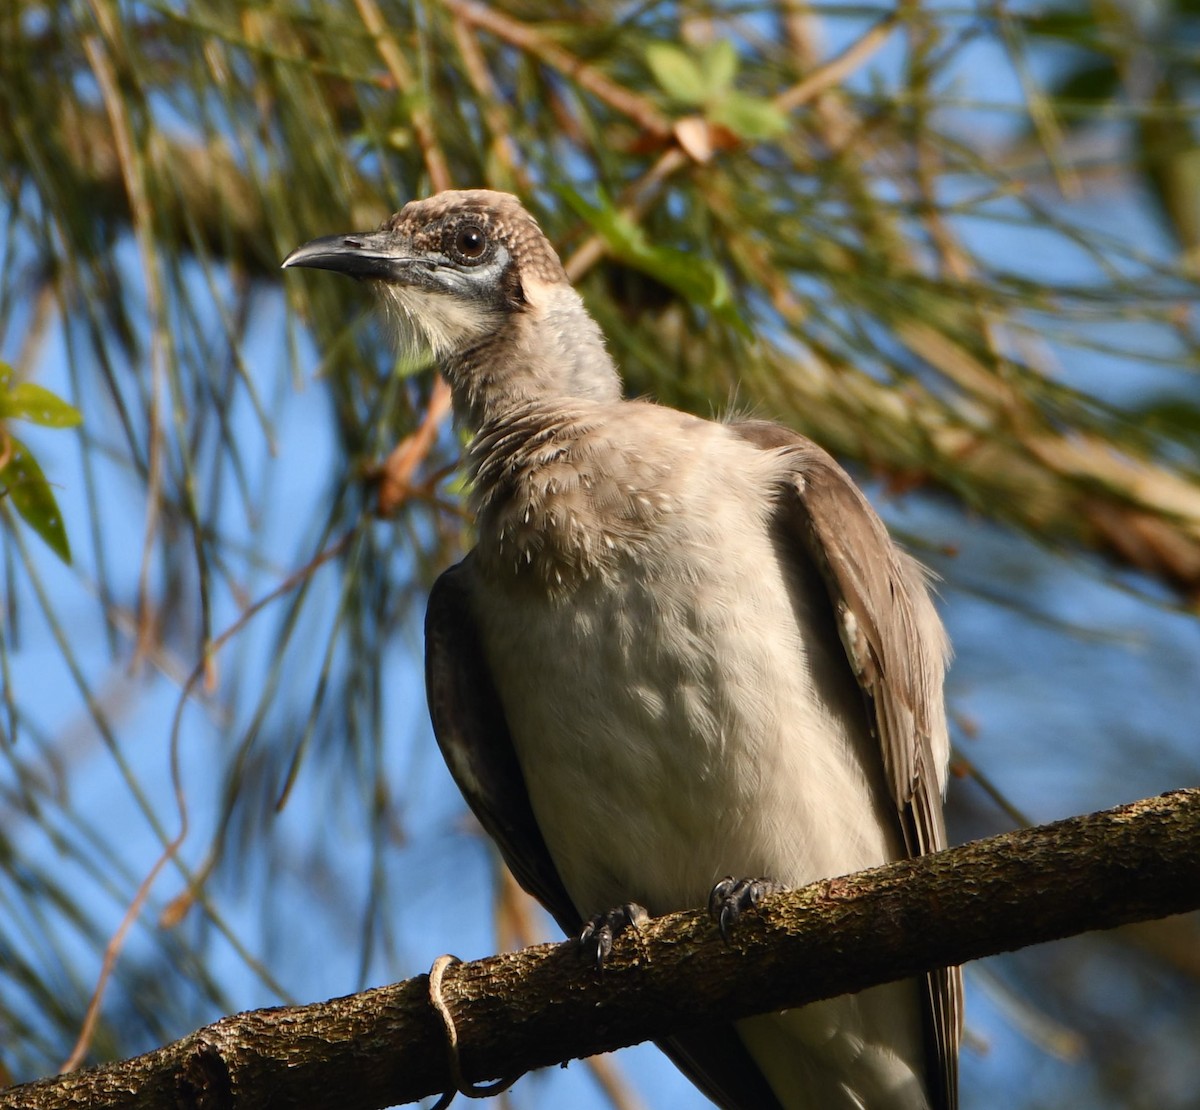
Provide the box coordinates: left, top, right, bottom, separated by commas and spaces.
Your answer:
282, 231, 409, 281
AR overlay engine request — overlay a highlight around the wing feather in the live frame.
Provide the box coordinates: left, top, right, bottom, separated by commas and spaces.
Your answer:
426, 558, 578, 932
732, 420, 963, 1110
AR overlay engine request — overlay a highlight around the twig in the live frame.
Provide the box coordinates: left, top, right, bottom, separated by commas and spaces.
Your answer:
354, 0, 453, 192
59, 533, 355, 1071
450, 17, 531, 192
775, 13, 900, 113
439, 0, 672, 139
82, 28, 168, 669
374, 376, 454, 516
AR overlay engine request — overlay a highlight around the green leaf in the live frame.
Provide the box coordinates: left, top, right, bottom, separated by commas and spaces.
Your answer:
701, 40, 739, 98
710, 91, 790, 140
1, 435, 71, 562
645, 43, 708, 105
559, 187, 748, 334
1, 382, 83, 427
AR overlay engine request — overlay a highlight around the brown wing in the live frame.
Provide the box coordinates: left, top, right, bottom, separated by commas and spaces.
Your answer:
426, 557, 579, 932
732, 420, 963, 1110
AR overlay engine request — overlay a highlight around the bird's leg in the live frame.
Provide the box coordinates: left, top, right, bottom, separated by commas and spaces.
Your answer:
708, 876, 781, 943
577, 903, 649, 970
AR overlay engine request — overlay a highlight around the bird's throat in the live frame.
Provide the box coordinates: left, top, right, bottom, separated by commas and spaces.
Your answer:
440, 284, 620, 435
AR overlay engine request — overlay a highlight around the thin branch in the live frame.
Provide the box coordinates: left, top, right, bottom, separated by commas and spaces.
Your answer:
774, 13, 900, 113
449, 16, 531, 192
353, 0, 452, 192
81, 29, 169, 666
372, 376, 454, 517
8, 790, 1199, 1110
439, 0, 672, 139
59, 532, 357, 1070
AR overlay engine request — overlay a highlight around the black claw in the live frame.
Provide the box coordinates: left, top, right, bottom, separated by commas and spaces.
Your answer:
708, 876, 779, 943
577, 902, 648, 970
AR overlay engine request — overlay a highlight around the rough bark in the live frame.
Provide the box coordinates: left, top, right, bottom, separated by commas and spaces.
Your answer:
4, 789, 1198, 1110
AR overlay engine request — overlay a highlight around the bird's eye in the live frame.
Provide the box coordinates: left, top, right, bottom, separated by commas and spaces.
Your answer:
448, 223, 489, 264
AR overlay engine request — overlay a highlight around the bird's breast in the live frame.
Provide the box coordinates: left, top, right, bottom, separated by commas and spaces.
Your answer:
470, 419, 676, 590
470, 423, 901, 918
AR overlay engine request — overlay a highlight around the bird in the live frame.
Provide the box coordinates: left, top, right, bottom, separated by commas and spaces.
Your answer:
283, 189, 962, 1110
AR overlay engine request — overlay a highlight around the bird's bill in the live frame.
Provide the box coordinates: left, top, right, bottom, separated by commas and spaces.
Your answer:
281, 231, 417, 282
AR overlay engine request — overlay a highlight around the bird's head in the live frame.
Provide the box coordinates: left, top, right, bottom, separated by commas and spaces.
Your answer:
285, 190, 620, 427
282, 189, 569, 361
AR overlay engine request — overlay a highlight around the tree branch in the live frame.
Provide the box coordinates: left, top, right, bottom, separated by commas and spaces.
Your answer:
5, 790, 1198, 1110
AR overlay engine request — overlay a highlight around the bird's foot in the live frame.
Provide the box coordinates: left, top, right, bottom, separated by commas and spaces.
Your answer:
578, 903, 649, 970
708, 876, 780, 943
